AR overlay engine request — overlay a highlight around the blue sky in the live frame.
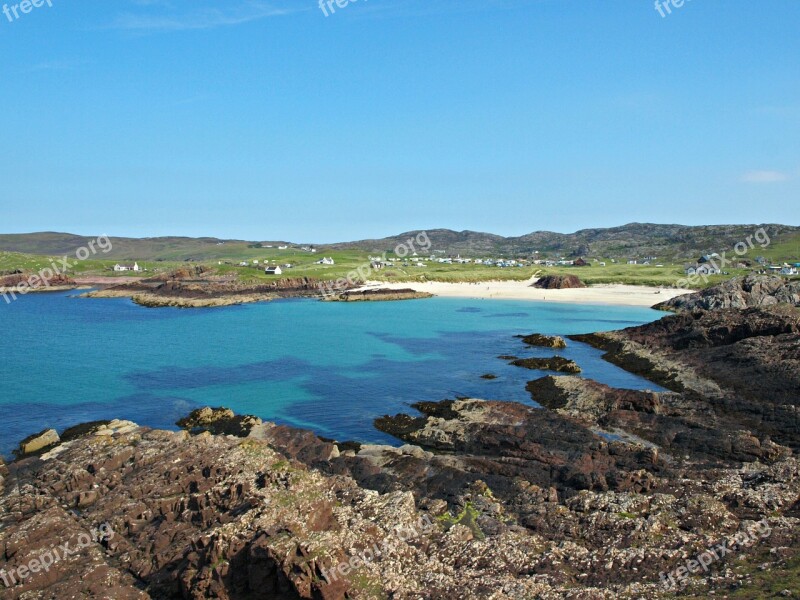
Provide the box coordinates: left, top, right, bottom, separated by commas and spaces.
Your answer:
0, 0, 798, 242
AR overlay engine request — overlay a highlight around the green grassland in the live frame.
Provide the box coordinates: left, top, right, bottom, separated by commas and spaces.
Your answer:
1, 245, 794, 290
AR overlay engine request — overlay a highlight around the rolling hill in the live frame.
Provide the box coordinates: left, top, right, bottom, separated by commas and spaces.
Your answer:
0, 223, 798, 263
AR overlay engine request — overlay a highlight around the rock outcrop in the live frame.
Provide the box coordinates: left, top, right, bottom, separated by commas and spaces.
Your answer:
323, 288, 433, 302
0, 272, 75, 292
655, 274, 800, 312
176, 407, 262, 437
570, 304, 800, 453
532, 275, 586, 289
84, 270, 349, 308
509, 356, 581, 373
515, 333, 567, 349
15, 429, 60, 458
2, 403, 798, 599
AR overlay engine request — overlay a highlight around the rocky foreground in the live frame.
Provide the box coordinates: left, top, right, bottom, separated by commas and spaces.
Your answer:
1, 277, 799, 599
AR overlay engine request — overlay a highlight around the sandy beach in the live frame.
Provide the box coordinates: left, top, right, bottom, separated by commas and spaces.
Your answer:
356, 278, 693, 307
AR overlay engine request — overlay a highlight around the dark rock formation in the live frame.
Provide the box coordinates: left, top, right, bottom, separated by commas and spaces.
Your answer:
85, 271, 350, 308
515, 333, 567, 348
527, 375, 791, 464
323, 288, 433, 302
0, 272, 75, 290
532, 275, 586, 289
2, 406, 798, 598
570, 305, 800, 452
509, 356, 581, 373
177, 407, 262, 437
655, 274, 800, 312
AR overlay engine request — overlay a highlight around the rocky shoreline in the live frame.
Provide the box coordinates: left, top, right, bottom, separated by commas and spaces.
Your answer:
322, 288, 433, 302
1, 276, 798, 598
79, 269, 434, 308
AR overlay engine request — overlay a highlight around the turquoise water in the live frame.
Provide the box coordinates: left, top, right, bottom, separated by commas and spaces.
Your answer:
0, 292, 666, 456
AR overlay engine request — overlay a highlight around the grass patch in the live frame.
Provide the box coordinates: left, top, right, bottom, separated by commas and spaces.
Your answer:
437, 502, 485, 540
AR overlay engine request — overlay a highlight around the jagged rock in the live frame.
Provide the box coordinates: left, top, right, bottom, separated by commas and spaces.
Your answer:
526, 375, 791, 464
16, 429, 60, 457
532, 275, 586, 289
515, 333, 568, 348
85, 275, 347, 308
570, 305, 800, 452
323, 288, 433, 302
177, 407, 262, 437
509, 356, 581, 373
656, 274, 800, 312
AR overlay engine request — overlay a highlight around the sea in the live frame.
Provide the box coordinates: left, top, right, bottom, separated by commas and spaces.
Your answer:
0, 291, 666, 457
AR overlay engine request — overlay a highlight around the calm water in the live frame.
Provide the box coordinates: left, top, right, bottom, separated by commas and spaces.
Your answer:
0, 292, 666, 457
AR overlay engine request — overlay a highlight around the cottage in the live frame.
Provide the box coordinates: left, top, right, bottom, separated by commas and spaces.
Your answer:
113, 262, 142, 272
316, 257, 335, 265
688, 264, 721, 276
265, 266, 283, 275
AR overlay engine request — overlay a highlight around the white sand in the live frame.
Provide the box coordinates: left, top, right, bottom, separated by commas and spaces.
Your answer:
356, 277, 692, 307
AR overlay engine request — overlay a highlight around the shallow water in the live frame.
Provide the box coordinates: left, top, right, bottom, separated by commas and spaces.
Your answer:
0, 292, 666, 456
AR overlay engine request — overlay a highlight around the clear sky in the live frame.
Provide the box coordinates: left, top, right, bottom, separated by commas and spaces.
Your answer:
1, 0, 798, 243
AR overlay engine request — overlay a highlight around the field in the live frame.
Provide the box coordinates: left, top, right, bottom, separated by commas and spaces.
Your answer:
1, 247, 774, 290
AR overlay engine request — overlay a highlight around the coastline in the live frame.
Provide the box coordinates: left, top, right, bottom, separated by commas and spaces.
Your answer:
355, 279, 693, 307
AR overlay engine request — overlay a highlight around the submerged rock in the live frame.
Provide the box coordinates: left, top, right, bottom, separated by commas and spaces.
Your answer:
515, 333, 568, 348
509, 356, 581, 373
323, 288, 433, 302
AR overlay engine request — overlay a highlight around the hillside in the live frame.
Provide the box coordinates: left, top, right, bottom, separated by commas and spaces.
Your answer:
1, 223, 799, 263
332, 223, 800, 261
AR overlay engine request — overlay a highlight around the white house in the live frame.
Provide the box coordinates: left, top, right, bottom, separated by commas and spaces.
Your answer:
316, 257, 335, 265
686, 264, 720, 276
265, 266, 283, 275
698, 264, 721, 276
780, 266, 798, 276
114, 262, 141, 272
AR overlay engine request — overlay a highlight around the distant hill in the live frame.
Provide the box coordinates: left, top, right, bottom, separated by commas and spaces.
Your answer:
0, 233, 285, 261
1, 223, 798, 262
329, 223, 800, 261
